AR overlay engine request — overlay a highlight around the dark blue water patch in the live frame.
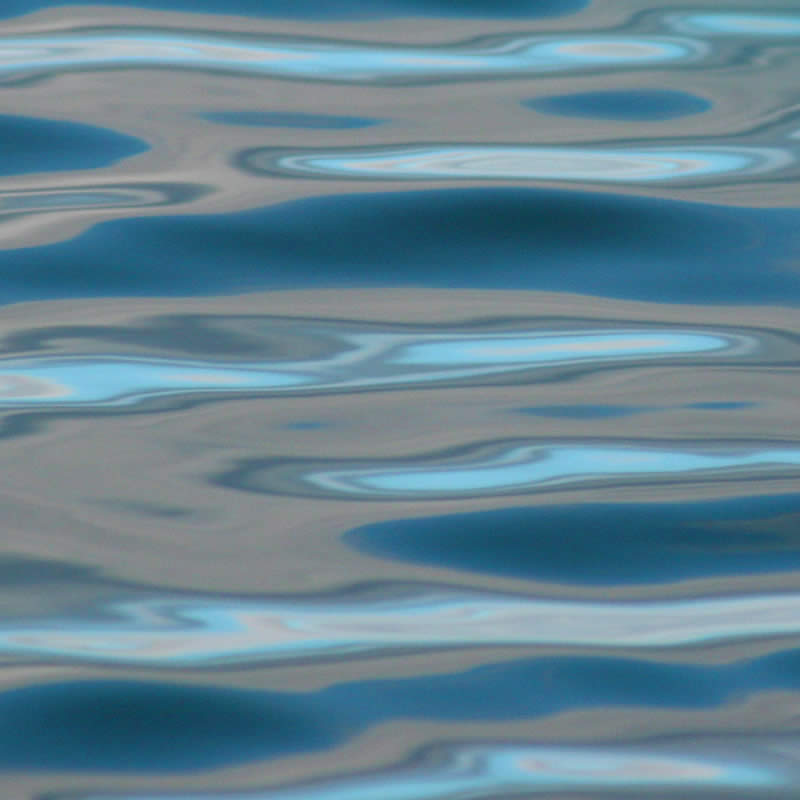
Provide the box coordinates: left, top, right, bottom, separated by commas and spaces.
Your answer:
330, 648, 800, 722
345, 494, 800, 585
0, 115, 147, 178
0, 556, 101, 586
329, 656, 726, 723
0, 680, 348, 773
10, 650, 800, 772
201, 112, 382, 130
4, 188, 800, 306
519, 405, 649, 419
525, 90, 711, 122
1, 0, 589, 20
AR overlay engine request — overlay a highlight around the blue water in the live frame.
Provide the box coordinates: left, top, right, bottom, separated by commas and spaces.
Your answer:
347, 495, 800, 584
1, 1, 800, 799
0, 115, 147, 177
3, 189, 800, 303
1, 0, 590, 19
524, 89, 712, 121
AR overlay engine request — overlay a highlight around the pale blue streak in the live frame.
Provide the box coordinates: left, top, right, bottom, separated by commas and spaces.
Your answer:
393, 331, 729, 365
0, 30, 703, 84
671, 13, 800, 36
308, 443, 800, 496
0, 327, 746, 408
267, 144, 793, 184
13, 590, 800, 668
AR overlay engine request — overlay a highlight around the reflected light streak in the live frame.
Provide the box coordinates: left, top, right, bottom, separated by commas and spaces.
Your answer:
303, 442, 800, 498
0, 30, 704, 84
0, 327, 746, 408
257, 144, 794, 184
9, 588, 800, 668
670, 13, 800, 36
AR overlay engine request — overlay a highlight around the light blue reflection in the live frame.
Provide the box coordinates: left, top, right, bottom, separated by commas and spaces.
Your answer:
77, 743, 780, 800
0, 357, 309, 406
0, 30, 703, 84
268, 144, 792, 184
671, 13, 800, 36
13, 590, 800, 667
394, 331, 727, 365
309, 443, 800, 496
0, 326, 748, 408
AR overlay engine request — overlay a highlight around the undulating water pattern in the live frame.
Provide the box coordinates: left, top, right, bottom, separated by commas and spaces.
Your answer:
1, 1, 799, 799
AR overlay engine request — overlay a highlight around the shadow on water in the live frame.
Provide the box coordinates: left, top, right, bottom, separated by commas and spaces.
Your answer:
345, 494, 800, 585
2, 188, 799, 305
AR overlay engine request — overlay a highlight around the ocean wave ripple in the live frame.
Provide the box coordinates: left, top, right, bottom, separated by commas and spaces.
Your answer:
0, 181, 207, 217
252, 143, 796, 185
0, 28, 705, 85
11, 585, 800, 668
0, 323, 762, 409
2, 0, 800, 795
218, 439, 800, 500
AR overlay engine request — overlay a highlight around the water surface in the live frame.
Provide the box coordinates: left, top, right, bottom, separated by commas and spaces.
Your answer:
1, 1, 799, 799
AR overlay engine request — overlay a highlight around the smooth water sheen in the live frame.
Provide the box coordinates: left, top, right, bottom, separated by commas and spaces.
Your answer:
1, 1, 799, 799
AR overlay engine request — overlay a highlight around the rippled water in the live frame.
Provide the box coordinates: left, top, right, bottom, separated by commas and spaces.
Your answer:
1, 0, 799, 798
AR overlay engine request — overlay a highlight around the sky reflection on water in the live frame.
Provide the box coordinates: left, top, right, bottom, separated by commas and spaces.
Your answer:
2, 0, 800, 798
0, 30, 704, 85
10, 585, 800, 668
0, 326, 751, 407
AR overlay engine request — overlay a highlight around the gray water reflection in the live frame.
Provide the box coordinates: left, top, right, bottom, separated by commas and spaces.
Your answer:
0, 182, 207, 215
